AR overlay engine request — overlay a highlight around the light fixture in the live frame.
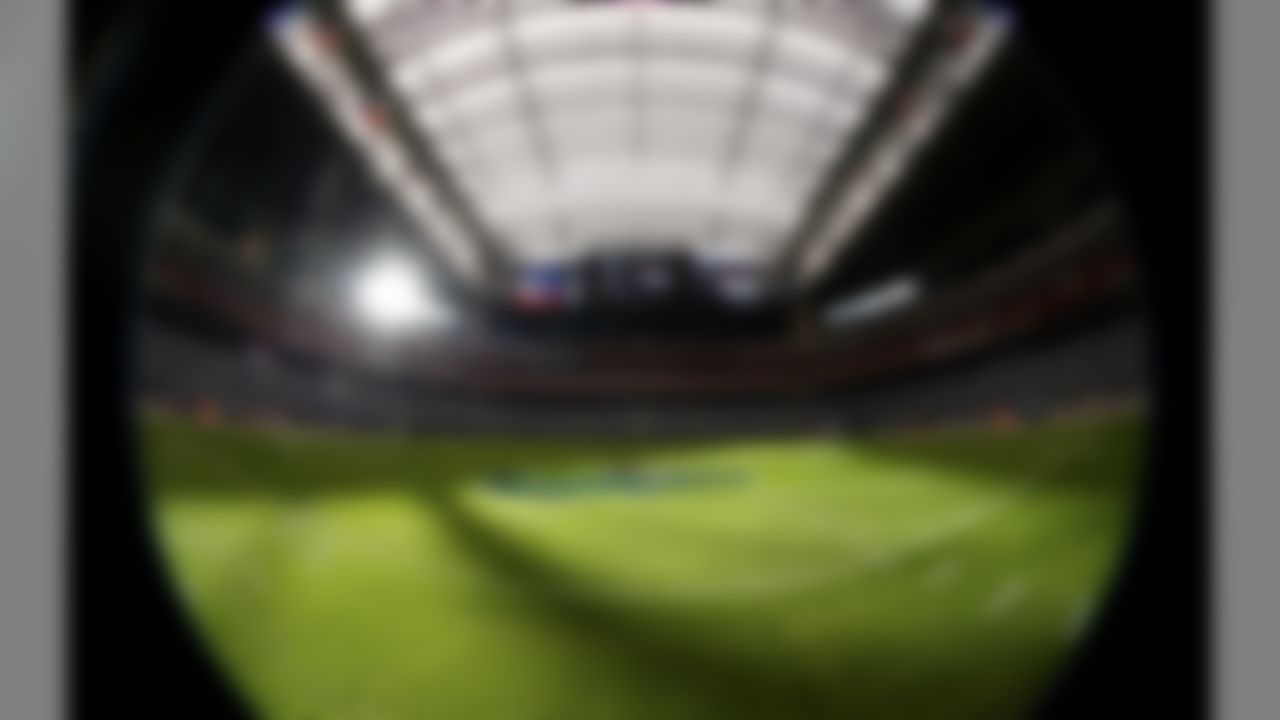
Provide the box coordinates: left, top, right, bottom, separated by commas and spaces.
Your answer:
882, 0, 936, 23
822, 275, 922, 328
349, 250, 452, 335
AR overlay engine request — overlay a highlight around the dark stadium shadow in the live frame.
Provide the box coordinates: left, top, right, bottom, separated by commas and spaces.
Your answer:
139, 417, 625, 501
140, 415, 764, 505
844, 414, 1147, 494
412, 482, 862, 719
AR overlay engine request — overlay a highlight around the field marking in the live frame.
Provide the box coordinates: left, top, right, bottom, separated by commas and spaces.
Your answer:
448, 487, 1024, 607
536, 484, 1033, 606
205, 450, 1079, 608
985, 577, 1029, 619
580, 486, 1035, 606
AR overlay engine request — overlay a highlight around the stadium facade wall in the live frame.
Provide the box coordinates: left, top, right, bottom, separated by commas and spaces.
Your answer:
134, 309, 1147, 438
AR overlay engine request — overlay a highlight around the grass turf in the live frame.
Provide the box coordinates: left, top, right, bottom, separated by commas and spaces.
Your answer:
140, 413, 1144, 720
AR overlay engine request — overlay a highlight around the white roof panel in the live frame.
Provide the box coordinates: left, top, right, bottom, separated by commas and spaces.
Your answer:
330, 0, 935, 271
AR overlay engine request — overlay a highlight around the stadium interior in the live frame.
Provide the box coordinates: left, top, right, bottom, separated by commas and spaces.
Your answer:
119, 1, 1152, 718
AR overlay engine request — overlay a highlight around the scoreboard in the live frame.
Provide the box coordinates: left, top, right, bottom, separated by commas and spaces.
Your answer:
506, 250, 763, 308
581, 250, 701, 310
499, 248, 778, 338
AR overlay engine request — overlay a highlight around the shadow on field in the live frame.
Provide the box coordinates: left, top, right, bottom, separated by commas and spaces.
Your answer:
414, 480, 860, 719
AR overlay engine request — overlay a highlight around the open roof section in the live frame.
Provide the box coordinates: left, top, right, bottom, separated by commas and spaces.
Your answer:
276, 0, 938, 285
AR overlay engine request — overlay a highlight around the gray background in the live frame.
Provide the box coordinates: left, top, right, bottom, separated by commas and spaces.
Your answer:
1215, 0, 1280, 716
0, 0, 62, 717
0, 0, 1272, 718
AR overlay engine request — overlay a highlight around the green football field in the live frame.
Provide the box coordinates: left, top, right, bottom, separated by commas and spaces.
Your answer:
141, 413, 1144, 720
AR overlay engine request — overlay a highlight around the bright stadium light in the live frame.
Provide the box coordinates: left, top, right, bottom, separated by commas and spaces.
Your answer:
349, 250, 452, 335
882, 0, 936, 23
822, 275, 922, 329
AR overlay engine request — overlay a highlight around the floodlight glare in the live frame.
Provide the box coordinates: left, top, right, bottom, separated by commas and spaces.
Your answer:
350, 251, 451, 334
823, 275, 922, 329
882, 0, 936, 22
